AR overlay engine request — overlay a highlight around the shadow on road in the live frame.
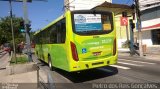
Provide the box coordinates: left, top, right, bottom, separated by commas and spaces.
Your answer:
54, 66, 118, 83
36, 57, 118, 83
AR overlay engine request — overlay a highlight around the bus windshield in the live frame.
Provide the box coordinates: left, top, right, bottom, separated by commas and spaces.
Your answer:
72, 11, 113, 35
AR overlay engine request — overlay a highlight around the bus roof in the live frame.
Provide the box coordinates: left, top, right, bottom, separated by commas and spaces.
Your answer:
34, 14, 65, 35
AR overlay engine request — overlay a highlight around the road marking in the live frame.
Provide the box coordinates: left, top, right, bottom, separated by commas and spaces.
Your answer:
119, 59, 156, 65
118, 62, 143, 66
110, 65, 130, 70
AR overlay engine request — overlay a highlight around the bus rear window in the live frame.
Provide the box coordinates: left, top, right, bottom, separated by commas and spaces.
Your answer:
72, 11, 113, 35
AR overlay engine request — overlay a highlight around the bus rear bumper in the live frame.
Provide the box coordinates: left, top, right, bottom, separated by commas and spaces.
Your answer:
70, 55, 117, 72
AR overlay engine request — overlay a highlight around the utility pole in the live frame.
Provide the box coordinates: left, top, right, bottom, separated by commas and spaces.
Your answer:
134, 0, 143, 57
126, 25, 129, 43
23, 0, 32, 62
9, 0, 16, 62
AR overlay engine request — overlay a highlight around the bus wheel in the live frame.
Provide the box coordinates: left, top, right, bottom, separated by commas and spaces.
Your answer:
48, 56, 54, 71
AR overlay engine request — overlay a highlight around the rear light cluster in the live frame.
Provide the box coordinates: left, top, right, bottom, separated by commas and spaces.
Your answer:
70, 42, 79, 61
113, 38, 117, 55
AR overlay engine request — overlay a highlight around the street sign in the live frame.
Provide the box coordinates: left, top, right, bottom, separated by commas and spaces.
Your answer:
120, 17, 128, 26
20, 28, 25, 33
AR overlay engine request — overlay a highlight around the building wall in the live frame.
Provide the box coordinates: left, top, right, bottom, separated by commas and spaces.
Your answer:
141, 6, 160, 21
139, 6, 160, 46
139, 0, 160, 11
134, 30, 153, 46
141, 30, 152, 46
115, 15, 132, 48
141, 6, 160, 30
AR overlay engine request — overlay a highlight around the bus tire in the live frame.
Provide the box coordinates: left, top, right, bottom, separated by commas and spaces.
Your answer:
48, 56, 54, 71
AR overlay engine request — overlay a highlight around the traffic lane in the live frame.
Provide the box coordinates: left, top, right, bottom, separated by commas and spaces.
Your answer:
52, 66, 118, 83
33, 55, 160, 83
119, 55, 160, 65
49, 66, 157, 83
33, 55, 118, 83
37, 60, 132, 83
36, 59, 157, 83
102, 65, 160, 83
38, 61, 118, 83
84, 66, 158, 83
116, 63, 160, 81
51, 56, 160, 83
38, 66, 160, 89
117, 59, 160, 79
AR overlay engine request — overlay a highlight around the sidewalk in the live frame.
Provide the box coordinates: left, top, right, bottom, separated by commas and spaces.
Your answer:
0, 54, 38, 83
118, 46, 160, 60
0, 71, 37, 83
0, 53, 49, 89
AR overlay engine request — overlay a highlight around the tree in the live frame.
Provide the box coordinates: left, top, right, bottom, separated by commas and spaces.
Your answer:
0, 15, 25, 45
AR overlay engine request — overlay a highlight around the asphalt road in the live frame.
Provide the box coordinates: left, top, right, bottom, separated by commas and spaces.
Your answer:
33, 54, 160, 89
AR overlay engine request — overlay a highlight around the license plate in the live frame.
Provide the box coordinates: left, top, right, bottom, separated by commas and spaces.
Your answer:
92, 51, 101, 56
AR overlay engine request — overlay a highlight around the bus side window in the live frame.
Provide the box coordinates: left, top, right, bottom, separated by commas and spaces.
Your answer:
39, 33, 43, 44
49, 18, 66, 44
35, 34, 39, 44
46, 29, 50, 44
61, 19, 66, 43
56, 23, 61, 43
41, 30, 46, 44
50, 26, 57, 43
56, 18, 66, 44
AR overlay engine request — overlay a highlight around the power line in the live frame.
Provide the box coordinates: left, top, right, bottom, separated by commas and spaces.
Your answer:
63, 0, 75, 10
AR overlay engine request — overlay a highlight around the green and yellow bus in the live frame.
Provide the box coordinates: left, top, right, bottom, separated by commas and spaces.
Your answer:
34, 10, 117, 72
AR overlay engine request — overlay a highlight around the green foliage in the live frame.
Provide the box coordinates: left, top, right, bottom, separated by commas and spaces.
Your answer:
0, 15, 24, 45
10, 55, 28, 64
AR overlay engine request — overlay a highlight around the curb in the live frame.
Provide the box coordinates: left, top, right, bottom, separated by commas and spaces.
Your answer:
6, 62, 37, 75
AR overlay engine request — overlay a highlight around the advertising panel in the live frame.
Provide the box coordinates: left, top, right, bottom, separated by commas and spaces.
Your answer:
74, 14, 102, 32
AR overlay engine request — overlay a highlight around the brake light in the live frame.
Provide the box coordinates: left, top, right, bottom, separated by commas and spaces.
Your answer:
70, 42, 79, 61
113, 38, 117, 55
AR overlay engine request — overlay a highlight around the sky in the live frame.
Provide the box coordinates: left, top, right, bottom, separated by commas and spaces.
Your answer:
0, 0, 133, 32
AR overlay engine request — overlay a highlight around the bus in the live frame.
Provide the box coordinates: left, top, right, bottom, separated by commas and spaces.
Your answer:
34, 10, 117, 72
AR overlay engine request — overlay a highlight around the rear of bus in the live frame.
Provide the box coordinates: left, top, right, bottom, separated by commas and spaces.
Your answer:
67, 10, 117, 72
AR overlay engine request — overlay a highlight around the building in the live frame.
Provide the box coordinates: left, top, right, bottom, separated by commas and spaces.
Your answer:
64, 0, 112, 11
115, 15, 132, 48
64, 0, 133, 48
135, 0, 160, 46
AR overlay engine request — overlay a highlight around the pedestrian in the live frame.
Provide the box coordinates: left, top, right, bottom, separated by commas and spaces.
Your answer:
20, 41, 24, 53
8, 43, 12, 56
